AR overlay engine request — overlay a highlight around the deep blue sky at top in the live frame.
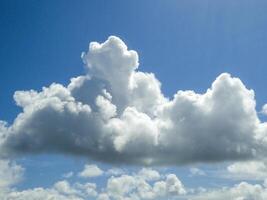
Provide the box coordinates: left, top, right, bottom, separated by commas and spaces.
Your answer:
1, 0, 267, 123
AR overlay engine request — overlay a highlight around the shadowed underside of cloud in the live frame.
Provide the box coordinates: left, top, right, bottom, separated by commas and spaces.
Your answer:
0, 36, 267, 165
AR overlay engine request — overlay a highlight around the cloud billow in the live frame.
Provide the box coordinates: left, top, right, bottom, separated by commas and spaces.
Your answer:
1, 36, 266, 165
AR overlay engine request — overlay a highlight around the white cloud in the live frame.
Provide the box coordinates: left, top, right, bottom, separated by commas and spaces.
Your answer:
0, 36, 267, 165
0, 159, 24, 189
74, 182, 98, 197
0, 164, 187, 200
78, 164, 103, 178
106, 168, 125, 176
63, 171, 74, 179
0, 180, 97, 200
190, 181, 267, 200
165, 174, 186, 195
54, 180, 78, 195
0, 188, 84, 200
137, 168, 161, 181
226, 161, 267, 180
5, 162, 267, 200
107, 175, 136, 199
11, 177, 267, 200
189, 167, 206, 176
105, 170, 186, 200
261, 104, 267, 115
97, 193, 110, 200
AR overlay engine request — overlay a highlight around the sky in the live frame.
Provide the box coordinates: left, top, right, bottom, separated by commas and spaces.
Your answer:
1, 0, 267, 199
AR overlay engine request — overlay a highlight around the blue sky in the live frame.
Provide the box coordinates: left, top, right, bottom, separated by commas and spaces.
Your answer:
1, 1, 267, 199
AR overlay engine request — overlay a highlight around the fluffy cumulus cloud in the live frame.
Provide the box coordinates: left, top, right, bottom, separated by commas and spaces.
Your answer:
0, 180, 98, 200
106, 173, 186, 200
0, 36, 267, 165
226, 161, 267, 180
78, 164, 104, 178
0, 159, 24, 189
136, 168, 161, 181
0, 161, 99, 200
0, 162, 187, 200
2, 161, 267, 200
189, 181, 267, 200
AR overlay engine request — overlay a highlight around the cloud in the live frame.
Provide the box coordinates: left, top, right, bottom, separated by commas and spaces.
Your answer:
0, 180, 97, 200
2, 161, 267, 200
106, 168, 125, 176
97, 193, 110, 200
226, 161, 267, 180
63, 171, 74, 179
190, 181, 267, 200
105, 171, 186, 200
0, 163, 187, 200
0, 159, 24, 189
261, 104, 267, 115
78, 164, 104, 178
0, 162, 97, 200
54, 180, 80, 196
137, 168, 161, 181
189, 168, 206, 177
3, 172, 267, 200
0, 36, 267, 165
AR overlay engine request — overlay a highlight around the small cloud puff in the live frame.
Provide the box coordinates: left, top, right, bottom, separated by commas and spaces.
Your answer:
78, 164, 104, 178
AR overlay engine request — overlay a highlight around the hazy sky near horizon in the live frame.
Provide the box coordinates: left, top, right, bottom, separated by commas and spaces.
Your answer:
1, 1, 267, 199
